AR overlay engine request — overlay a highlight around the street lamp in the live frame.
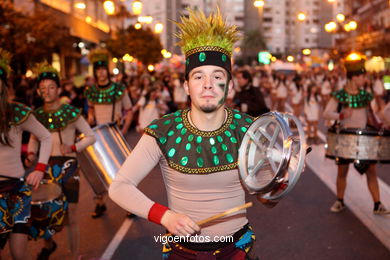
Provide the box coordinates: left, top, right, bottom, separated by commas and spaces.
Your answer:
287, 56, 294, 62
134, 23, 142, 30
254, 0, 265, 8
138, 16, 153, 24
154, 23, 163, 34
348, 20, 358, 30
302, 49, 311, 55
74, 1, 86, 9
103, 0, 115, 15
132, 1, 143, 15
324, 21, 337, 33
297, 12, 306, 21
336, 13, 345, 22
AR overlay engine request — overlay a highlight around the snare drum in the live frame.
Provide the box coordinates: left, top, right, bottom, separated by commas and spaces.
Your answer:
29, 181, 68, 240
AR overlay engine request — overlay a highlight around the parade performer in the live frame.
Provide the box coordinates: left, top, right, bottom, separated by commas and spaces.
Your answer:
109, 9, 269, 259
0, 49, 52, 260
323, 53, 389, 214
85, 48, 133, 218
26, 62, 96, 259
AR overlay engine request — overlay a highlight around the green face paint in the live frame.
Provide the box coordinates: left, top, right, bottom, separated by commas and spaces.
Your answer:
218, 79, 229, 105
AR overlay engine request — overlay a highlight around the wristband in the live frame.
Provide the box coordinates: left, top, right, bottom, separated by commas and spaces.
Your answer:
34, 163, 47, 172
71, 145, 77, 152
148, 203, 169, 225
339, 112, 344, 120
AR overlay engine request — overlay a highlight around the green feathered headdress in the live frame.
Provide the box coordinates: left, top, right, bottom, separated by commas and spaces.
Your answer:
88, 48, 110, 69
174, 8, 239, 76
34, 61, 61, 86
0, 48, 12, 82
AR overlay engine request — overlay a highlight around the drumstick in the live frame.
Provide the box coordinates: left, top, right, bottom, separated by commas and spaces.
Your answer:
165, 202, 253, 236
196, 202, 253, 226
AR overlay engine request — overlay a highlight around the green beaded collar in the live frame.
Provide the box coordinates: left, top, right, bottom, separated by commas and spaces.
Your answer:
331, 89, 373, 108
144, 108, 254, 174
34, 104, 81, 132
84, 82, 126, 104
10, 102, 32, 125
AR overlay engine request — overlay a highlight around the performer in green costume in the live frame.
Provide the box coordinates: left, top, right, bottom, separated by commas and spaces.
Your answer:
109, 9, 268, 259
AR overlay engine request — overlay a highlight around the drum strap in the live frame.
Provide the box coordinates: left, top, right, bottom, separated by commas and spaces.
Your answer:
58, 130, 63, 145
111, 86, 116, 122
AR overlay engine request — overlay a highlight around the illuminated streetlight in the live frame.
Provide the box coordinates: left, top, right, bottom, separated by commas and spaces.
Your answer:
344, 23, 351, 32
74, 2, 86, 9
324, 21, 337, 33
85, 16, 92, 23
297, 12, 306, 21
123, 54, 134, 62
271, 56, 277, 62
148, 65, 155, 72
163, 52, 172, 59
346, 52, 364, 61
103, 0, 115, 15
287, 56, 294, 62
132, 1, 143, 15
327, 0, 336, 3
348, 20, 358, 30
134, 23, 142, 29
138, 16, 153, 24
336, 13, 345, 22
112, 58, 118, 63
302, 49, 311, 55
154, 23, 163, 34
253, 0, 265, 8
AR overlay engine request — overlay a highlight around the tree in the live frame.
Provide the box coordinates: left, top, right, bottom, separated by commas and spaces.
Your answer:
0, 2, 71, 72
106, 26, 163, 65
240, 29, 267, 63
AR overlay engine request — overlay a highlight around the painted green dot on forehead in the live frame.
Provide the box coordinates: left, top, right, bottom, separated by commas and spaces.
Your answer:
199, 52, 206, 62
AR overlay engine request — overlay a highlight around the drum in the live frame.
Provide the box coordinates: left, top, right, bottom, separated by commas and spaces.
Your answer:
77, 123, 132, 195
238, 112, 308, 200
325, 128, 390, 163
29, 181, 68, 239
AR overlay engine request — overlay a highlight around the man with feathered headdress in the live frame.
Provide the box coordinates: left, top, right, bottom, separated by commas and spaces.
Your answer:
85, 48, 134, 218
109, 9, 260, 259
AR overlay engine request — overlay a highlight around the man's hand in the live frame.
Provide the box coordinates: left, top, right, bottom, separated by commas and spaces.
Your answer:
161, 210, 200, 236
26, 170, 44, 190
256, 195, 279, 208
60, 144, 73, 155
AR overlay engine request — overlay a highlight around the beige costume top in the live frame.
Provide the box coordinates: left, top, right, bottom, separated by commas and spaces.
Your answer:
323, 88, 373, 129
85, 83, 132, 125
28, 104, 96, 157
110, 108, 254, 238
0, 103, 52, 178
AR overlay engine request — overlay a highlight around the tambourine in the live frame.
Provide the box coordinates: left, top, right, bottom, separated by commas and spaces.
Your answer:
238, 112, 307, 200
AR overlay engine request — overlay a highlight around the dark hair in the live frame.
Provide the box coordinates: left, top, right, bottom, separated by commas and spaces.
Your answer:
238, 70, 252, 83
306, 82, 320, 103
0, 79, 14, 146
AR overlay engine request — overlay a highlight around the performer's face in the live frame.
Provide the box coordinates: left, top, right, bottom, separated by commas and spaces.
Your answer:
185, 65, 232, 113
96, 67, 108, 83
38, 79, 60, 104
236, 72, 249, 88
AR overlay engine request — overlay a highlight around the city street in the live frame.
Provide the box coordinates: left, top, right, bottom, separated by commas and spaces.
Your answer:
3, 128, 389, 260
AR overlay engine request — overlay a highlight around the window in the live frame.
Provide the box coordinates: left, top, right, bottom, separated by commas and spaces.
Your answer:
263, 17, 273, 22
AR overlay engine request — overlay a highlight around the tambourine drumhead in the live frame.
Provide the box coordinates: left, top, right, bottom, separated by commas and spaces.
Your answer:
31, 182, 62, 205
239, 112, 307, 200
